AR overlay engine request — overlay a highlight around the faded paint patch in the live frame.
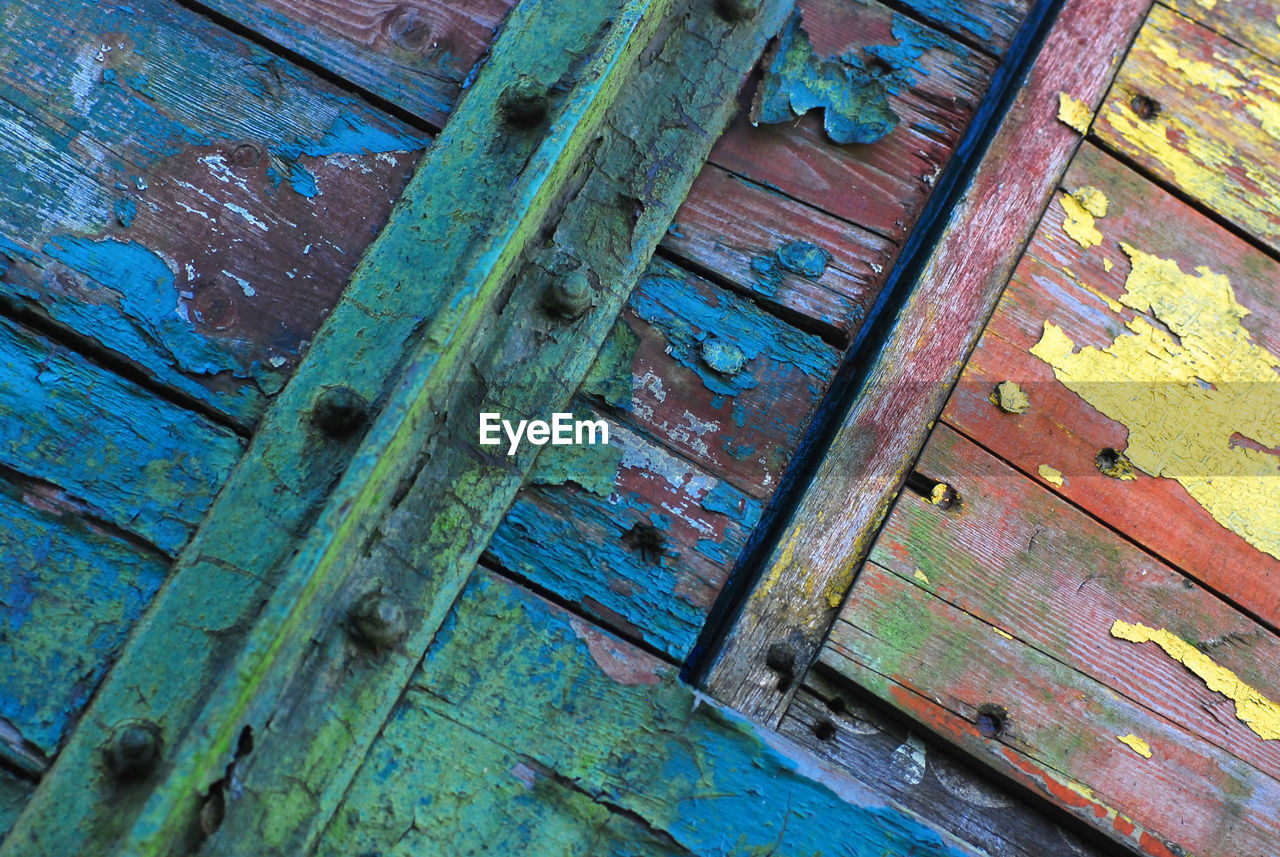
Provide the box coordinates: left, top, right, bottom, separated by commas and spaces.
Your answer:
1038, 464, 1065, 486
1057, 91, 1092, 133
529, 434, 624, 498
913, 568, 930, 584
752, 13, 897, 144
569, 616, 664, 686
1112, 620, 1280, 740
1030, 245, 1280, 560
1116, 734, 1153, 758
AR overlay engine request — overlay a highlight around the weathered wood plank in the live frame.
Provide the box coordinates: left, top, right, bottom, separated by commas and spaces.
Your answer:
0, 315, 242, 554
873, 423, 1280, 786
895, 0, 1031, 54
0, 0, 427, 425
825, 558, 1280, 857
1162, 0, 1280, 68
197, 0, 513, 128
709, 0, 997, 242
318, 569, 979, 857
598, 259, 840, 499
0, 477, 169, 758
1094, 5, 1280, 254
0, 772, 31, 845
704, 0, 1153, 726
943, 142, 1280, 625
782, 673, 1112, 857
487, 412, 762, 660
663, 164, 896, 342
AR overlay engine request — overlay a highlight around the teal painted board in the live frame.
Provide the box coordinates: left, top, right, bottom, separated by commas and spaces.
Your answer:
487, 413, 762, 659
197, 0, 515, 129
0, 477, 168, 756
0, 772, 31, 843
0, 0, 427, 426
321, 569, 976, 857
0, 315, 242, 554
895, 0, 1031, 53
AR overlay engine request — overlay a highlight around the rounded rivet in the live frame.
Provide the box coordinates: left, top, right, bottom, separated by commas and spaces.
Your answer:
312, 386, 368, 439
349, 592, 407, 650
929, 482, 959, 510
715, 0, 762, 21
542, 269, 592, 319
500, 76, 549, 126
1130, 93, 1159, 121
700, 338, 746, 376
383, 5, 432, 52
229, 143, 261, 168
105, 720, 161, 780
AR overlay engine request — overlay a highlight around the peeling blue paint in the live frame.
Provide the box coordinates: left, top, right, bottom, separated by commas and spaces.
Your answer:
113, 197, 137, 227
897, 0, 995, 43
777, 240, 830, 277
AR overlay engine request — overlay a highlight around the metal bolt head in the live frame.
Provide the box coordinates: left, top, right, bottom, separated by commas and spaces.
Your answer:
700, 338, 746, 376
312, 385, 368, 438
349, 592, 407, 650
500, 76, 549, 126
715, 0, 762, 21
542, 269, 593, 319
105, 720, 161, 780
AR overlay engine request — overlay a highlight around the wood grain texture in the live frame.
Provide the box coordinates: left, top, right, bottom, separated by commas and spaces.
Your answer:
0, 315, 242, 554
943, 143, 1280, 627
705, 0, 1154, 726
782, 673, 1112, 857
873, 424, 1280, 789
0, 0, 426, 426
895, 0, 1032, 54
1094, 5, 1280, 254
664, 164, 896, 343
825, 557, 1280, 857
709, 0, 997, 243
487, 412, 762, 660
317, 569, 979, 857
1162, 0, 1280, 68
198, 0, 513, 127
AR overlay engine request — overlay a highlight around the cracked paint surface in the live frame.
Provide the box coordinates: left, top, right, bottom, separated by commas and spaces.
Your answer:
1030, 244, 1280, 560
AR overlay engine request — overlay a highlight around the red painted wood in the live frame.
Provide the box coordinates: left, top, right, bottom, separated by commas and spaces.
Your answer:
943, 142, 1280, 629
708, 0, 997, 242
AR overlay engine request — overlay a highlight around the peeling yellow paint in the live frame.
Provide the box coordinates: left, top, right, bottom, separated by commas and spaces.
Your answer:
1060, 193, 1104, 248
1194, 0, 1216, 9
989, 380, 1029, 414
913, 568, 930, 585
993, 627, 1014, 641
1038, 464, 1064, 486
1057, 91, 1091, 133
1112, 620, 1280, 740
1031, 245, 1280, 560
1072, 186, 1109, 217
929, 483, 949, 506
1116, 733, 1153, 758
1103, 258, 1114, 273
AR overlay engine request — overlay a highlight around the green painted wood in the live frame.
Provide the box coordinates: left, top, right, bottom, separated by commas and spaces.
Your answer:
0, 772, 31, 843
0, 315, 242, 554
196, 0, 514, 129
0, 475, 168, 758
318, 569, 976, 857
0, 0, 427, 426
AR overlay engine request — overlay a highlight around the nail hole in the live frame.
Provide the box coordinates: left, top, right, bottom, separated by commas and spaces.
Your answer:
865, 57, 893, 78
1130, 93, 1160, 121
825, 695, 847, 715
622, 522, 665, 564
1095, 447, 1136, 480
765, 642, 795, 692
976, 704, 1007, 738
813, 720, 837, 741
229, 143, 261, 168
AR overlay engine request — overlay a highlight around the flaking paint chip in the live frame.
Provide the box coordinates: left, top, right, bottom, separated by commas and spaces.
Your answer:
1038, 464, 1065, 486
1117, 734, 1153, 758
1057, 91, 1092, 134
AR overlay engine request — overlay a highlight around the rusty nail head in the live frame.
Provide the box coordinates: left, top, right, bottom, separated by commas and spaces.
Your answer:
106, 720, 162, 780
350, 592, 408, 650
312, 385, 368, 438
542, 269, 593, 319
501, 76, 548, 126
700, 338, 746, 376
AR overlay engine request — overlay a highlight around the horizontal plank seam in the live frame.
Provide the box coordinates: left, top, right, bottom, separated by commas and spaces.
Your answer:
873, 0, 1009, 57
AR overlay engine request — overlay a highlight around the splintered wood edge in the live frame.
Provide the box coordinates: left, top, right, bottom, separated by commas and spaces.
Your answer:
702, 0, 1156, 727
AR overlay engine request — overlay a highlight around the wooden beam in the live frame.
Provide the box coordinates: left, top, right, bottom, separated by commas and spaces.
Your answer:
702, 0, 1154, 726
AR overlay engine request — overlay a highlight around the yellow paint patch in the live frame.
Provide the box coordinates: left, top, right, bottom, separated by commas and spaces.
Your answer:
1057, 91, 1091, 133
913, 568, 930, 585
1038, 464, 1064, 486
993, 627, 1014, 641
1060, 193, 1104, 248
989, 380, 1030, 414
1112, 620, 1280, 740
1030, 245, 1280, 560
929, 483, 949, 506
1117, 734, 1153, 758
1103, 258, 1114, 273
1072, 186, 1109, 217
1194, 0, 1216, 9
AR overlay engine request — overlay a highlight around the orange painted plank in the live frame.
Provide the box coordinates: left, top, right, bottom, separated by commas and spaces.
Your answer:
942, 142, 1280, 628
709, 0, 997, 242
1094, 5, 1280, 253
826, 557, 1280, 857
871, 423, 1280, 787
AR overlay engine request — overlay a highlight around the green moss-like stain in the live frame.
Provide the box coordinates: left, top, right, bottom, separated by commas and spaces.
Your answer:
752, 12, 899, 144
529, 433, 625, 497
580, 318, 639, 409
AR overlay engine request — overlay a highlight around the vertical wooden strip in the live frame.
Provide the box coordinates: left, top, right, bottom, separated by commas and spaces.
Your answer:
704, 0, 1154, 726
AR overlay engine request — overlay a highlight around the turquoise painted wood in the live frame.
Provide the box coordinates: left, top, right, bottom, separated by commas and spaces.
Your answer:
319, 569, 975, 857
0, 0, 428, 426
0, 315, 242, 554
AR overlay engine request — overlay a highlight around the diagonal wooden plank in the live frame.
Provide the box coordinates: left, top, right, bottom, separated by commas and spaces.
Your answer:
703, 0, 1154, 727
